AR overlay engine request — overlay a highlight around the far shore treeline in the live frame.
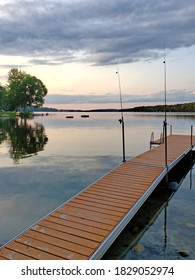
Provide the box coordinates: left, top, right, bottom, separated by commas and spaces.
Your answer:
34, 102, 195, 113
123, 102, 195, 113
0, 68, 47, 114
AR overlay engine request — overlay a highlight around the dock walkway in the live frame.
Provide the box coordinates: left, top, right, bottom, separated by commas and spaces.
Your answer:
0, 134, 194, 260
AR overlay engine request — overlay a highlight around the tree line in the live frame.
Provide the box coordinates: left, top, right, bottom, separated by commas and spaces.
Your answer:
0, 68, 47, 112
125, 102, 195, 112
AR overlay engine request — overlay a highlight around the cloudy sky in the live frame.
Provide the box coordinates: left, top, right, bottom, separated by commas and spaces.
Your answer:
0, 0, 195, 108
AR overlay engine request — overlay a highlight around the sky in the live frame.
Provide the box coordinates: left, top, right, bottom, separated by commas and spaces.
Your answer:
0, 0, 195, 109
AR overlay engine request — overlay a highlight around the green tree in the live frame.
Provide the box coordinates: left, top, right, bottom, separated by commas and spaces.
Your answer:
0, 83, 6, 111
7, 68, 47, 111
6, 68, 27, 111
20, 75, 48, 111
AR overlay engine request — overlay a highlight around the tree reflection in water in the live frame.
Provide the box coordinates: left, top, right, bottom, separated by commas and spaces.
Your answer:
0, 117, 48, 163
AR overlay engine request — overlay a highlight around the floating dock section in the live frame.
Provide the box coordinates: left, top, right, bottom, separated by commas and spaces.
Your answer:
0, 134, 194, 260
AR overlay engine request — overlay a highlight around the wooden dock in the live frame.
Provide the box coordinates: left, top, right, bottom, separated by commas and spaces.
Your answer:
0, 134, 194, 260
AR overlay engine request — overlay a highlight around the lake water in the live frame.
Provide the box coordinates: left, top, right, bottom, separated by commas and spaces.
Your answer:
0, 112, 195, 259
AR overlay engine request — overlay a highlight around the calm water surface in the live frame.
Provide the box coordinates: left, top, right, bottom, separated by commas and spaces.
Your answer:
0, 112, 194, 259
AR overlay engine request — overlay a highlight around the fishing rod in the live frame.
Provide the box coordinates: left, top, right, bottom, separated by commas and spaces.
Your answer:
116, 62, 126, 162
163, 46, 168, 170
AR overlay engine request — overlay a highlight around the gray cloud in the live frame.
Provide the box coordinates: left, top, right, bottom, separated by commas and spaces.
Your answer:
1, 64, 27, 69
0, 0, 195, 65
44, 89, 195, 104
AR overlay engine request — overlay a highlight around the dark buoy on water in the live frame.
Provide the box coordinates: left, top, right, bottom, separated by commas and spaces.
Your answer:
168, 181, 179, 192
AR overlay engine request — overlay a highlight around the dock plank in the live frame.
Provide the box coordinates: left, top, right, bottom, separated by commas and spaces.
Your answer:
0, 247, 36, 260
39, 219, 105, 242
16, 235, 87, 260
24, 230, 92, 257
6, 241, 63, 260
46, 215, 109, 236
72, 197, 128, 213
68, 201, 126, 217
74, 195, 131, 210
53, 210, 114, 231
31, 224, 98, 249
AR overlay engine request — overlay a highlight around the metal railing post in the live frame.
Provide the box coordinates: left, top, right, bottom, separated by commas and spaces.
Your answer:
191, 125, 193, 148
164, 120, 168, 169
170, 125, 172, 135
121, 118, 126, 162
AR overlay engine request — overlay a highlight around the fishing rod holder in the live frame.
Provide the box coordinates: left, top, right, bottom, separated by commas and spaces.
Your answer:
163, 120, 168, 170
118, 117, 126, 162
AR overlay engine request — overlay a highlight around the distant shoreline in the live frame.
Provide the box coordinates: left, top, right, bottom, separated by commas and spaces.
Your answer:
39, 101, 195, 113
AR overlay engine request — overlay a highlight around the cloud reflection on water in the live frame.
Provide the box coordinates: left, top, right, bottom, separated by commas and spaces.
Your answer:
0, 155, 120, 245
